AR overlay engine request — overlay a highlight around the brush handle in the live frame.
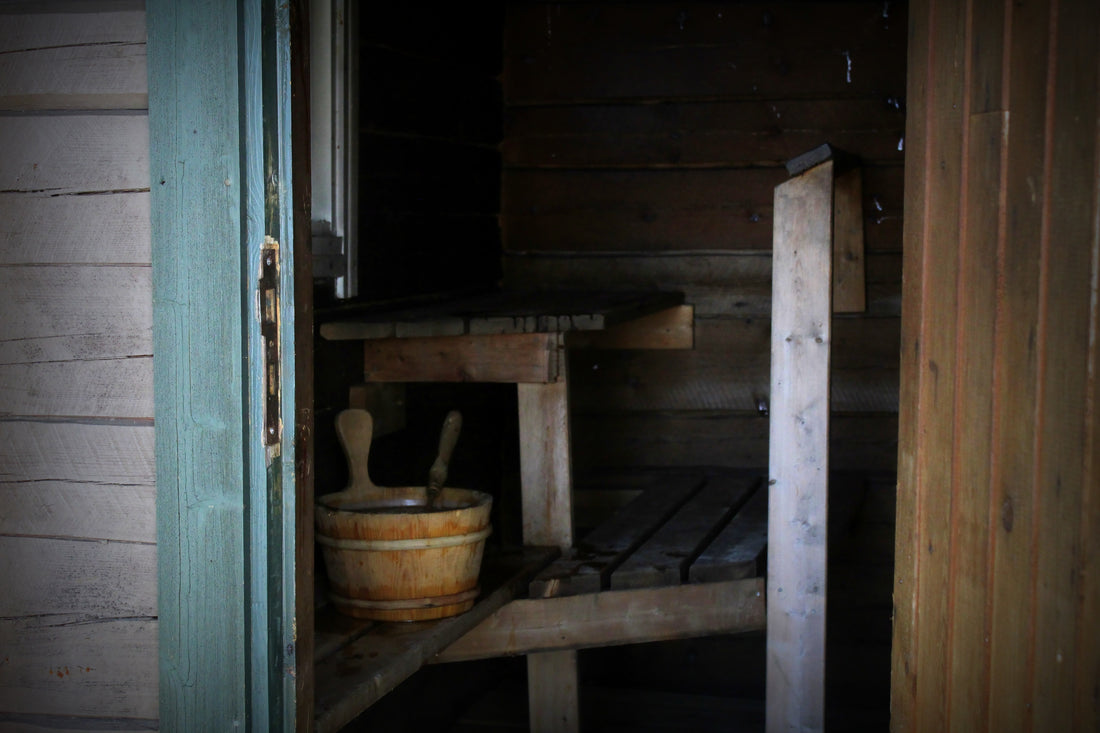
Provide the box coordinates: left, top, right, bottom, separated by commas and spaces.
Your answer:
427, 411, 462, 507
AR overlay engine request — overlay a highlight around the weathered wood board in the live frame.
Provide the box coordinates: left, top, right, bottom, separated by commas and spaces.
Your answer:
0, 115, 149, 193
437, 577, 766, 663
609, 474, 755, 590
0, 191, 151, 264
767, 160, 833, 731
529, 473, 702, 598
0, 617, 158, 719
690, 478, 768, 583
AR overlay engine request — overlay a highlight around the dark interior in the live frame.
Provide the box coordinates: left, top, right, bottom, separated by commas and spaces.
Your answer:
312, 3, 906, 729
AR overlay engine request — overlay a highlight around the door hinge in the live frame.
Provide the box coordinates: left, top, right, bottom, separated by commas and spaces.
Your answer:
260, 238, 281, 446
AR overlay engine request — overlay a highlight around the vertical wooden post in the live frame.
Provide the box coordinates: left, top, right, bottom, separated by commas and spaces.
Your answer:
149, 1, 297, 729
517, 334, 579, 733
767, 160, 834, 732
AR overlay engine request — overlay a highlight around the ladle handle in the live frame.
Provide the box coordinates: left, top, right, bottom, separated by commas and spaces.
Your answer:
427, 411, 462, 506
335, 409, 377, 495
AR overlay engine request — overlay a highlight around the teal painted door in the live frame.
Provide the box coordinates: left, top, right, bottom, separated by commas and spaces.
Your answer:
148, 1, 299, 729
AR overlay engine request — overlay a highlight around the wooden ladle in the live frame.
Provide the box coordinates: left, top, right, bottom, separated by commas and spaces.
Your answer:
335, 408, 378, 496
426, 410, 462, 509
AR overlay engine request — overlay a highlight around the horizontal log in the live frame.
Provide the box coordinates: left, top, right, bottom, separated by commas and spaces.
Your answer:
435, 577, 766, 662
502, 166, 904, 252
504, 99, 905, 168
0, 191, 151, 265
0, 617, 157, 719
0, 114, 149, 193
0, 265, 151, 363
568, 315, 900, 413
505, 3, 905, 102
504, 252, 902, 317
571, 411, 899, 473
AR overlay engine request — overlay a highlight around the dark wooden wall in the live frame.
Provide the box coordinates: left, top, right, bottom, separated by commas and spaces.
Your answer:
499, 1, 907, 476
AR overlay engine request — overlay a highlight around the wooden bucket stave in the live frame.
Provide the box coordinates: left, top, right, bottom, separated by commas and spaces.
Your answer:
316, 411, 493, 621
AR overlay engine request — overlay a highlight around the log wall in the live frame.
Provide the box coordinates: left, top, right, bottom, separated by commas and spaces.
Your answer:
500, 1, 908, 474
0, 3, 157, 731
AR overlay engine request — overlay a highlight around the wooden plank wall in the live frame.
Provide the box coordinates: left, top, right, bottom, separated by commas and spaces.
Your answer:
892, 0, 1100, 730
0, 4, 158, 731
500, 1, 908, 474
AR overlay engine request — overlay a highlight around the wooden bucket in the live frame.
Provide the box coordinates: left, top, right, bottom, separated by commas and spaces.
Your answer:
315, 409, 492, 621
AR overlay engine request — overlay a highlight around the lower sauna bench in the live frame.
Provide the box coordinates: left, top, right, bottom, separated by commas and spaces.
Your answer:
312, 469, 768, 732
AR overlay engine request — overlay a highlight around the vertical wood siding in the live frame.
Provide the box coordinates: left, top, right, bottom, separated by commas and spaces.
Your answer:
500, 2, 908, 473
892, 0, 1100, 730
0, 6, 156, 730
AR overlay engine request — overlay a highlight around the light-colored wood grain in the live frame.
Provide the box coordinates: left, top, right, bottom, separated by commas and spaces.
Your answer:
0, 24, 147, 110
436, 577, 766, 663
518, 378, 574, 550
564, 305, 693, 350
0, 536, 155, 618
0, 191, 150, 265
0, 8, 146, 52
0, 114, 148, 193
767, 160, 833, 733
831, 166, 866, 313
0, 265, 151, 364
362, 332, 560, 383
0, 358, 153, 419
0, 716, 157, 733
0, 617, 157, 719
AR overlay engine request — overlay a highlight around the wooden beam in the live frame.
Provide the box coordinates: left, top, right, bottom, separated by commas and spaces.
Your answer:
312, 547, 557, 733
435, 578, 765, 663
767, 159, 833, 732
517, 354, 578, 733
564, 305, 694, 350
363, 332, 560, 383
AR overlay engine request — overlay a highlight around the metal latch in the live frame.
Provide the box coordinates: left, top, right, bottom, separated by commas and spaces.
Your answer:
260, 238, 281, 446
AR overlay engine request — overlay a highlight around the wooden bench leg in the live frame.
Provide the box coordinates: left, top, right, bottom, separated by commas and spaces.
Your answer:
768, 159, 834, 732
518, 376, 579, 733
528, 651, 580, 733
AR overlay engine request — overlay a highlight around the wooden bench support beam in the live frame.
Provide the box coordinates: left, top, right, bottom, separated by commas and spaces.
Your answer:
767, 159, 834, 732
518, 372, 579, 733
436, 578, 766, 663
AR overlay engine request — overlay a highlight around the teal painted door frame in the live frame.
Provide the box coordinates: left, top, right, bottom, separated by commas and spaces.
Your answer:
148, 1, 298, 729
